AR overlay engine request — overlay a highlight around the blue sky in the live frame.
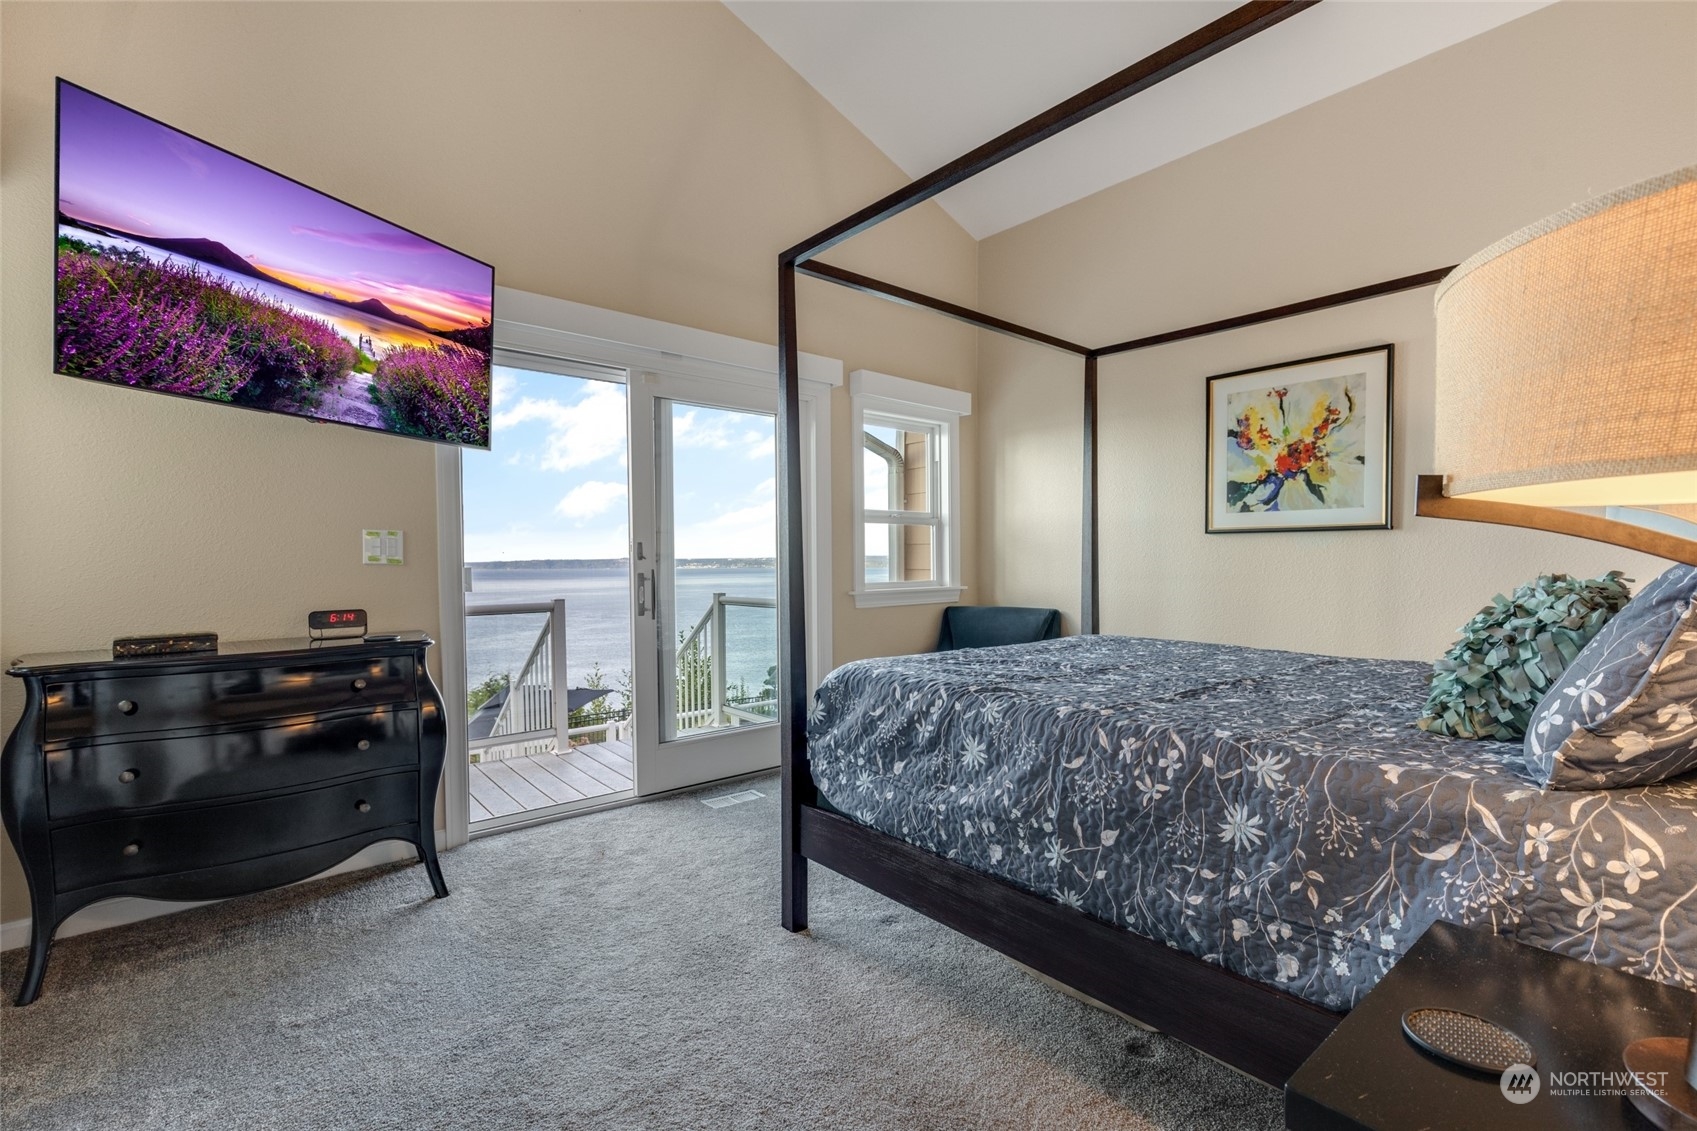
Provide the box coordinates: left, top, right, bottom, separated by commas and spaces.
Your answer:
462, 367, 775, 562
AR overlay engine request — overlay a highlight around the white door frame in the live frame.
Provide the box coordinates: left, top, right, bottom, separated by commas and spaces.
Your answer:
625, 369, 827, 795
433, 286, 839, 848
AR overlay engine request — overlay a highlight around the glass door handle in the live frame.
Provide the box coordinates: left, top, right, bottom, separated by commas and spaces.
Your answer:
636, 568, 654, 617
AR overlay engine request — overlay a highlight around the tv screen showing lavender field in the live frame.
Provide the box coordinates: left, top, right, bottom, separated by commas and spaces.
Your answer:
54, 80, 494, 447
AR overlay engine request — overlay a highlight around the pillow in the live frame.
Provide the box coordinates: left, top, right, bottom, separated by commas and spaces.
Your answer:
1417, 572, 1631, 741
1525, 564, 1697, 789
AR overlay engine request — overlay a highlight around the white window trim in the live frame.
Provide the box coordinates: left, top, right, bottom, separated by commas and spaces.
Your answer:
849, 369, 969, 609
435, 285, 840, 848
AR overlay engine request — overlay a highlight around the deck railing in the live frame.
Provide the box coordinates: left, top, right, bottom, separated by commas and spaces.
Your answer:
467, 591, 775, 759
466, 600, 628, 761
675, 592, 777, 732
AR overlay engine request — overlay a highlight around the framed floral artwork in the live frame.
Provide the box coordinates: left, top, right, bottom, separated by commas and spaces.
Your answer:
1205, 345, 1393, 533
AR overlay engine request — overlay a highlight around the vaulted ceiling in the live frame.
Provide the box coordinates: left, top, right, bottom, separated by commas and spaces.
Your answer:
728, 1, 1552, 239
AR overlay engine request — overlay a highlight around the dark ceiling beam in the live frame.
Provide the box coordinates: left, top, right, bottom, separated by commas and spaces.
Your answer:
796, 260, 1091, 355
1090, 266, 1456, 358
781, 0, 1319, 265
798, 261, 1460, 361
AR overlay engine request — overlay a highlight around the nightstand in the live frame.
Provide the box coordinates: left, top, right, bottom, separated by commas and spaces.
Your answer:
1285, 920, 1695, 1130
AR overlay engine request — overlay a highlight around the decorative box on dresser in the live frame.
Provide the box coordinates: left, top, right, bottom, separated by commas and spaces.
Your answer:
1, 632, 449, 1005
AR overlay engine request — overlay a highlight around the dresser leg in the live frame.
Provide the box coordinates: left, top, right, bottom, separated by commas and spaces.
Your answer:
14, 916, 53, 1006
418, 840, 448, 899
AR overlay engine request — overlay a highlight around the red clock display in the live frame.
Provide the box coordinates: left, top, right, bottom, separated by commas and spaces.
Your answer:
308, 609, 368, 632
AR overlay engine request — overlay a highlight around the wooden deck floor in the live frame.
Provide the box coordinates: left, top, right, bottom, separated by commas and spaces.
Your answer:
468, 739, 633, 823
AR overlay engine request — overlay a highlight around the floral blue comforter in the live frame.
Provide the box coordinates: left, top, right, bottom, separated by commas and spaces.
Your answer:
806, 635, 1697, 1009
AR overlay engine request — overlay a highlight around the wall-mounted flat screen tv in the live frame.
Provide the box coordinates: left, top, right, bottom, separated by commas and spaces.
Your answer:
54, 79, 494, 448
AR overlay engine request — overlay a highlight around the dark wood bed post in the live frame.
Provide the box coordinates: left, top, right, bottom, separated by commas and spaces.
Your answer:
777, 256, 811, 932
1082, 354, 1100, 635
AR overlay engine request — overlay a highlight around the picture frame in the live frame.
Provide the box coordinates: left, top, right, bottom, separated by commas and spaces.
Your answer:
1205, 344, 1393, 533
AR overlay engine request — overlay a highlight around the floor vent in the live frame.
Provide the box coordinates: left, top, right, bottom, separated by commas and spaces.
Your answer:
700, 789, 765, 809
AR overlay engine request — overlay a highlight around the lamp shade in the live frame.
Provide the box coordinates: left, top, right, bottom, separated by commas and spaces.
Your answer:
1662, 503, 1697, 524
1434, 167, 1697, 507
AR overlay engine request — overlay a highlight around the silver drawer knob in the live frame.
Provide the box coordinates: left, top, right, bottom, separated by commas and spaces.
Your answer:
351, 678, 368, 692
118, 769, 138, 784
356, 739, 371, 751
121, 842, 141, 857
117, 699, 138, 715
355, 800, 372, 813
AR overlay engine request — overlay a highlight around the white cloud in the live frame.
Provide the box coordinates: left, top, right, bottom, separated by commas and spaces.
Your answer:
493, 381, 626, 471
556, 480, 628, 521
671, 477, 776, 559
673, 409, 771, 454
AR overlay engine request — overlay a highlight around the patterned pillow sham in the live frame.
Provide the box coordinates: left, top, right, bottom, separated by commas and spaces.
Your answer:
1526, 564, 1697, 790
1417, 572, 1631, 740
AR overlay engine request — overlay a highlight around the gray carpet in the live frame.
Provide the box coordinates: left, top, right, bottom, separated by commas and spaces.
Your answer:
1, 778, 1281, 1130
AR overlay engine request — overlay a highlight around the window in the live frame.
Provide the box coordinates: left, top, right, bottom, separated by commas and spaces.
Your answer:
850, 369, 969, 608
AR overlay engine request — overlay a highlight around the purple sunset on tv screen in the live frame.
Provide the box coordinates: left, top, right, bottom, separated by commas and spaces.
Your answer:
54, 80, 494, 447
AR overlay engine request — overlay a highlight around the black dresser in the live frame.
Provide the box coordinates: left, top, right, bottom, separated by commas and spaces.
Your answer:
1, 633, 448, 1005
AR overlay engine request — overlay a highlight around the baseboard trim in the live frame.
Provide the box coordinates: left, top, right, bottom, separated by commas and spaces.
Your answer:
0, 832, 447, 951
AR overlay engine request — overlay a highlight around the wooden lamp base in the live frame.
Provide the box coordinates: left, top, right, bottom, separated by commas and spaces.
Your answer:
1413, 476, 1697, 567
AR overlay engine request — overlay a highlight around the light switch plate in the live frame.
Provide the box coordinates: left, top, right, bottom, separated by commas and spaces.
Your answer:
362, 529, 403, 565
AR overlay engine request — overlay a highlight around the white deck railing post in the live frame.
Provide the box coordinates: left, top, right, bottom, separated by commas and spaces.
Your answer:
549, 597, 569, 748
709, 592, 727, 727
469, 600, 575, 760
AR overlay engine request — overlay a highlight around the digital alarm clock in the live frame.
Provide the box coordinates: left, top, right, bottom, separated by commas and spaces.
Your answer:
307, 609, 368, 634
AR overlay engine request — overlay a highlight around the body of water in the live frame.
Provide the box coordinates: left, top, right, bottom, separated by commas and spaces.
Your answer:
464, 565, 776, 706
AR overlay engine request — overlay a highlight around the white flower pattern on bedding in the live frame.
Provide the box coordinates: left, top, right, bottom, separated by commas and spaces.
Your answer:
1527, 560, 1697, 784
1527, 565, 1697, 789
805, 635, 1697, 1010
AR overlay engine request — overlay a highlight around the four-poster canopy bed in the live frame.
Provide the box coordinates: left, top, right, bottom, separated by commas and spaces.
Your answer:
773, 0, 1697, 1089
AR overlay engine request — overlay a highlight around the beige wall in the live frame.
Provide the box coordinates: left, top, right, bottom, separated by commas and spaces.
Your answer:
979, 0, 1697, 659
0, 2, 978, 923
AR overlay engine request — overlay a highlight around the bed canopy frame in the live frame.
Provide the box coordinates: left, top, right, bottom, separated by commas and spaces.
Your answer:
772, 0, 1689, 1085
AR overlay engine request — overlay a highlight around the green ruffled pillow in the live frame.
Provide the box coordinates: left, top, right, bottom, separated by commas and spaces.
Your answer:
1417, 572, 1631, 741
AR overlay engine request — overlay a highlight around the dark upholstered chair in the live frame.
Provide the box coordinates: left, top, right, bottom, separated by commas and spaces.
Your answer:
935, 606, 1063, 652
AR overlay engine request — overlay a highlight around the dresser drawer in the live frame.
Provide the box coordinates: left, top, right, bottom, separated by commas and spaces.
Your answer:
43, 655, 416, 742
50, 771, 418, 893
44, 708, 419, 821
